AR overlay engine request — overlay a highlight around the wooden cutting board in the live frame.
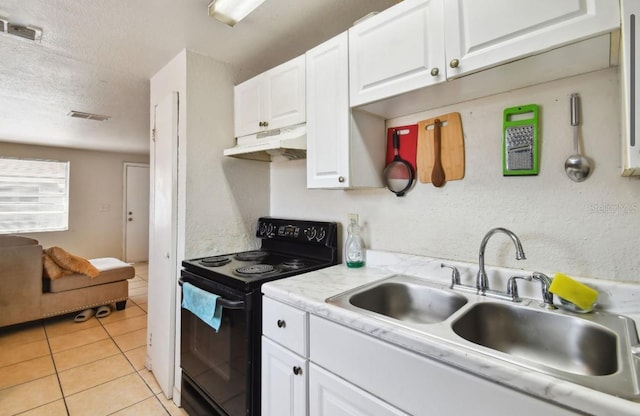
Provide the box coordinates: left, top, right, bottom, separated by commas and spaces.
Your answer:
417, 112, 465, 184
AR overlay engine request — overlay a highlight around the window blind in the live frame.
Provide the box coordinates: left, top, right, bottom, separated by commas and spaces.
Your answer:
0, 157, 70, 234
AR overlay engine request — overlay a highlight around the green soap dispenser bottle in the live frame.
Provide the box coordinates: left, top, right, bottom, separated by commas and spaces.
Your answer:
345, 215, 365, 268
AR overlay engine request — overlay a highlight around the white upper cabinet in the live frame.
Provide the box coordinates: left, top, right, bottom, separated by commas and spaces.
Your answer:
306, 32, 385, 189
234, 55, 306, 138
306, 32, 351, 188
349, 0, 445, 107
444, 0, 621, 79
349, 0, 620, 108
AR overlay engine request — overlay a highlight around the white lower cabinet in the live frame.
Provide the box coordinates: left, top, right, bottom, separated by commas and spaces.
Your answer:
262, 337, 307, 416
309, 363, 408, 416
262, 297, 580, 416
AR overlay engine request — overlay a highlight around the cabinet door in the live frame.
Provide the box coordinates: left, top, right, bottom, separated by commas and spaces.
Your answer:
444, 0, 620, 78
309, 363, 409, 416
262, 338, 307, 416
306, 32, 351, 189
263, 55, 306, 131
349, 0, 445, 107
234, 74, 263, 137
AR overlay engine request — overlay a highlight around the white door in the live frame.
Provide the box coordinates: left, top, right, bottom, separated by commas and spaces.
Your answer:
262, 338, 307, 416
234, 74, 263, 137
443, 0, 620, 79
309, 364, 409, 416
306, 32, 350, 189
348, 0, 445, 107
123, 163, 149, 262
263, 55, 306, 131
147, 91, 179, 399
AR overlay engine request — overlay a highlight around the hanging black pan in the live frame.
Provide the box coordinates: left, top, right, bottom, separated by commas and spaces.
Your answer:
383, 129, 415, 197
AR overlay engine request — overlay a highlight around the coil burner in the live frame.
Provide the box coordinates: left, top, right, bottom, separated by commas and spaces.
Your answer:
234, 264, 275, 277
199, 256, 231, 267
280, 259, 307, 270
235, 250, 268, 262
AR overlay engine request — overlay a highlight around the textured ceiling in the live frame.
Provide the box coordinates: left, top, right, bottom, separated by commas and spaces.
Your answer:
0, 0, 398, 154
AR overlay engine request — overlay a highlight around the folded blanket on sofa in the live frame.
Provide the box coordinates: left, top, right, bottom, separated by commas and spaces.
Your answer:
45, 246, 100, 279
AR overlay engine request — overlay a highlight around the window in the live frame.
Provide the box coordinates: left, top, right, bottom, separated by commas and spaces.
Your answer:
0, 157, 70, 234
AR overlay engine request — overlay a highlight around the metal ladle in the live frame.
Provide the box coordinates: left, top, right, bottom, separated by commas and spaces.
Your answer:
564, 93, 592, 182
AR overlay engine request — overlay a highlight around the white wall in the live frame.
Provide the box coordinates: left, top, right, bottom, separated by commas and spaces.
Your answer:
150, 49, 270, 260
149, 49, 270, 402
0, 141, 149, 258
271, 68, 640, 283
184, 51, 270, 257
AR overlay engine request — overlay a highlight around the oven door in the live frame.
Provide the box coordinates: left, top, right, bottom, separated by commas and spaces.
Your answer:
179, 270, 259, 416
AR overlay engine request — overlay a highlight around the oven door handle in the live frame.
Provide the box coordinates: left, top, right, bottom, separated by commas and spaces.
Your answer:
179, 278, 246, 310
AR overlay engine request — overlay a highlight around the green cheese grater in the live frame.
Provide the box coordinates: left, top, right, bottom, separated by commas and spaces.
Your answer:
502, 104, 539, 176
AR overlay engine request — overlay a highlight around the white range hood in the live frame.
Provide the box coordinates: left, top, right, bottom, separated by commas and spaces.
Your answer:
223, 124, 306, 162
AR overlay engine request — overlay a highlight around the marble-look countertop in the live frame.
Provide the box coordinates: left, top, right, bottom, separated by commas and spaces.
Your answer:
262, 250, 640, 416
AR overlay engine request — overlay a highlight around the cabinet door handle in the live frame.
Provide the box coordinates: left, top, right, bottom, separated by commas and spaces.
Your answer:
277, 319, 286, 328
430, 67, 439, 76
264, 121, 269, 127
293, 366, 302, 375
338, 176, 345, 183
449, 59, 459, 69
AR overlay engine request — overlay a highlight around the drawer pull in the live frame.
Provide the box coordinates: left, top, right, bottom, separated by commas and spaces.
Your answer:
293, 366, 302, 375
277, 319, 286, 328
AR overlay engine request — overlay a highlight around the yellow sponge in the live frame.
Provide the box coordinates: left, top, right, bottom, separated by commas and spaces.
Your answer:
549, 273, 598, 311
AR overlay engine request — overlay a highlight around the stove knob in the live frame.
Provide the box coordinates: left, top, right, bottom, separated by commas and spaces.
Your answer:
306, 227, 317, 241
267, 224, 275, 237
316, 228, 326, 242
259, 223, 267, 236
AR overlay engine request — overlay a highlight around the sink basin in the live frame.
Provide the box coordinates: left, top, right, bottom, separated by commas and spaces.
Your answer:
452, 302, 618, 376
327, 275, 467, 325
327, 274, 640, 400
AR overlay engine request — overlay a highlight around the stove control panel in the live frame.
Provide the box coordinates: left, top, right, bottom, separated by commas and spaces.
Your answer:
257, 217, 337, 246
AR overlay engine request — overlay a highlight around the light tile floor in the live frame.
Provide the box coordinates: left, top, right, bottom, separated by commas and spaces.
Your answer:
0, 263, 188, 416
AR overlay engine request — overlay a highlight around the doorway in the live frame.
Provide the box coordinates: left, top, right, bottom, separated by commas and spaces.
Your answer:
123, 163, 150, 262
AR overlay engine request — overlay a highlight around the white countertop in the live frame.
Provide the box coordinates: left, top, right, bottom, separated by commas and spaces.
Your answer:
262, 250, 640, 416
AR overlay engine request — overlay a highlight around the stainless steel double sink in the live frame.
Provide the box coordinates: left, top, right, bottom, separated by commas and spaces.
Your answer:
326, 274, 640, 400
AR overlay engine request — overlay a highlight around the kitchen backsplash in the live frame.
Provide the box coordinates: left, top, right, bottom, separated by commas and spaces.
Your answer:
270, 67, 640, 283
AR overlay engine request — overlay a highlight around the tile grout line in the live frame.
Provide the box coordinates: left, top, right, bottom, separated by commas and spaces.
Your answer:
94, 289, 172, 415
43, 320, 72, 416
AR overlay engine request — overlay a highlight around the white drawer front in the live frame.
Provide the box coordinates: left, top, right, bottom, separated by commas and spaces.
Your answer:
263, 297, 307, 356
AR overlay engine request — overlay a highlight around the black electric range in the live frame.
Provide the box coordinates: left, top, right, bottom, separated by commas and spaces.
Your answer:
179, 217, 338, 416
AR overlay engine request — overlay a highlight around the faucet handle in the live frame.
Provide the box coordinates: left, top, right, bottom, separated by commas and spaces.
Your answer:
507, 275, 532, 302
441, 263, 460, 288
531, 272, 556, 308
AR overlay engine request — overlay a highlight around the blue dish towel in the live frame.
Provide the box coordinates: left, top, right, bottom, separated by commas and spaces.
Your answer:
181, 282, 223, 332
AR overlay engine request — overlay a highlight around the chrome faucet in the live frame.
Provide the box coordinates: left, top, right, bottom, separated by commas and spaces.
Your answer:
477, 228, 526, 294
531, 272, 556, 308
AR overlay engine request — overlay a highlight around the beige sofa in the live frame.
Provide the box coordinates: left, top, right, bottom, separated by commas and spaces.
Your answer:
0, 235, 135, 328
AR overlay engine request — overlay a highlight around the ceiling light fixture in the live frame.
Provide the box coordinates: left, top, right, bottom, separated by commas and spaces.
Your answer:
67, 111, 111, 122
208, 0, 266, 27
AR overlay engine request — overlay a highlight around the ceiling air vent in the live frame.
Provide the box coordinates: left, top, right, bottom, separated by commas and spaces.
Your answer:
67, 111, 111, 121
7, 24, 42, 41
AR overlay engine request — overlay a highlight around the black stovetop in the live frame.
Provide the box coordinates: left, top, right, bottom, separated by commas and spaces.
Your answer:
181, 218, 338, 291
